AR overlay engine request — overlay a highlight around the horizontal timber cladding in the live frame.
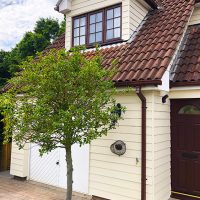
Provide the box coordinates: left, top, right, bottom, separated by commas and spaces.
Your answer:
88, 90, 171, 200
153, 91, 171, 200
189, 6, 200, 25
10, 142, 29, 178
170, 89, 200, 99
129, 0, 148, 32
89, 91, 154, 200
9, 90, 172, 200
65, 0, 148, 50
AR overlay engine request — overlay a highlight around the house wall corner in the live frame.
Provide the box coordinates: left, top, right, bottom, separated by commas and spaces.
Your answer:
152, 90, 171, 200
10, 142, 29, 178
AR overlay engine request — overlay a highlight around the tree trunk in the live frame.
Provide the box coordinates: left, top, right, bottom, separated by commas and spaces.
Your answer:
65, 146, 73, 200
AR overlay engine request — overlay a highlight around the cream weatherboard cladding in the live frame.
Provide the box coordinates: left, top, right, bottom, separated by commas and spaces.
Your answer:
152, 91, 171, 200
9, 90, 172, 200
170, 88, 200, 99
65, 0, 149, 50
129, 0, 148, 33
10, 142, 29, 178
189, 6, 200, 25
89, 91, 171, 200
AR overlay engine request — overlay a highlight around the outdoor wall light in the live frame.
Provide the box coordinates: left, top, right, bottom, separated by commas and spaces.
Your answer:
115, 103, 122, 117
162, 95, 169, 104
110, 140, 126, 156
111, 103, 122, 126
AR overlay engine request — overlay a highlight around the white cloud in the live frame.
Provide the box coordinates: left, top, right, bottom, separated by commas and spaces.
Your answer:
0, 0, 63, 51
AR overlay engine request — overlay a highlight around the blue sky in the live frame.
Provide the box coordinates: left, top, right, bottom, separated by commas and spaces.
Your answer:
0, 0, 63, 51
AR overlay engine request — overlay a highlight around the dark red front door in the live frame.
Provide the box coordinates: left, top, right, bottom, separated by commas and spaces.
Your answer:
171, 99, 200, 199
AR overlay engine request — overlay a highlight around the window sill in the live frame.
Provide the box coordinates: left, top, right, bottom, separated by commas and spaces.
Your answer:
85, 39, 126, 49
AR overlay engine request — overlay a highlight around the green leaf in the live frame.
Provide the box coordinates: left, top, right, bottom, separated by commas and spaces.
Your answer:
0, 47, 125, 154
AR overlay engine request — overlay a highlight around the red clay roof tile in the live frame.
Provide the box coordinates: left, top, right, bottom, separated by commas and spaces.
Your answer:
171, 25, 200, 87
2, 0, 195, 93
41, 0, 194, 87
43, 33, 65, 53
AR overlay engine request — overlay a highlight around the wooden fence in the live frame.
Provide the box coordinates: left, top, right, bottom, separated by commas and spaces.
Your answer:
0, 143, 11, 171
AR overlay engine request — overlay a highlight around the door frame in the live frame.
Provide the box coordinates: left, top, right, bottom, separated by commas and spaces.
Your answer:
170, 98, 200, 200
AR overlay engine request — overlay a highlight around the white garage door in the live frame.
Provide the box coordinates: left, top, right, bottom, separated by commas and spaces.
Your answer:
29, 143, 89, 194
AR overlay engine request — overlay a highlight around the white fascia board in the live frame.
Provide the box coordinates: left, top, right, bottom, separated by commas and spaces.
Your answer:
170, 86, 200, 91
169, 88, 200, 99
56, 0, 71, 14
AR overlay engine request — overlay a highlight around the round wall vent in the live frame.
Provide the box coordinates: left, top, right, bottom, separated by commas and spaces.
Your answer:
110, 140, 126, 156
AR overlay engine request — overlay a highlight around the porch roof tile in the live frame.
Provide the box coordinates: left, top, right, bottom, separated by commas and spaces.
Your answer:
171, 25, 200, 87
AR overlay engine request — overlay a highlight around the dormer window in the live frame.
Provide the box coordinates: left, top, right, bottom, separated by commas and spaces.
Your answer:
72, 4, 122, 47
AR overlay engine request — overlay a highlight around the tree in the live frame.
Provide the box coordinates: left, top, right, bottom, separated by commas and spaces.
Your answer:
17, 18, 64, 60
0, 47, 124, 200
58, 17, 66, 36
0, 51, 12, 88
16, 32, 50, 59
4, 48, 22, 76
0, 17, 65, 89
34, 18, 60, 41
0, 51, 10, 88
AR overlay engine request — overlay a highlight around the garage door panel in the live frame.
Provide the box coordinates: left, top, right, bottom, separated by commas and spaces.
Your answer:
29, 143, 89, 194
29, 144, 59, 187
58, 144, 89, 194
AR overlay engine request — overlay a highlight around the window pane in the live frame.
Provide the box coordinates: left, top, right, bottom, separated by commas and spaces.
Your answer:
107, 29, 113, 40
80, 36, 86, 45
90, 24, 95, 33
107, 9, 113, 19
96, 22, 102, 32
107, 19, 113, 29
74, 37, 79, 46
74, 19, 79, 28
114, 7, 121, 18
74, 28, 79, 37
96, 13, 103, 22
114, 28, 120, 38
80, 27, 85, 36
80, 17, 86, 26
73, 5, 122, 46
114, 17, 121, 28
96, 32, 102, 42
178, 105, 200, 115
89, 33, 95, 43
90, 14, 96, 24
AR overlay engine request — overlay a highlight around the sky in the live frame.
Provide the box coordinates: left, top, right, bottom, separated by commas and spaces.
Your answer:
0, 0, 63, 51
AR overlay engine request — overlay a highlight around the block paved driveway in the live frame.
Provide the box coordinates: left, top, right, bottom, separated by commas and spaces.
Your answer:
0, 172, 179, 200
0, 173, 90, 200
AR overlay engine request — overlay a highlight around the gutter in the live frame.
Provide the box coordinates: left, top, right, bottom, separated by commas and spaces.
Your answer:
136, 86, 147, 200
115, 80, 162, 88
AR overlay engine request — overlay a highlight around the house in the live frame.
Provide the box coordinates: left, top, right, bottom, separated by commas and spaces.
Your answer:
5, 0, 200, 200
